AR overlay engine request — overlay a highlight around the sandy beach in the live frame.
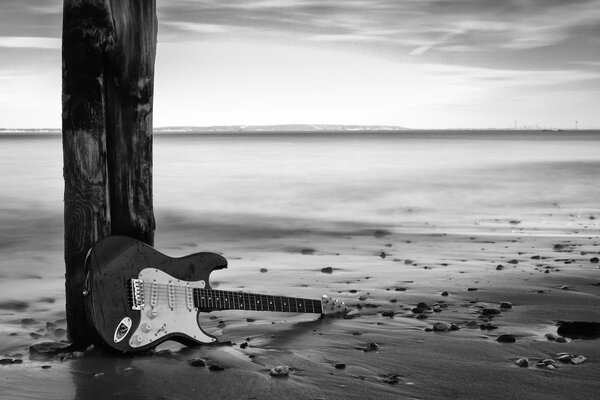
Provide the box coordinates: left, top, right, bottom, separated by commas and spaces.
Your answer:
1, 131, 599, 399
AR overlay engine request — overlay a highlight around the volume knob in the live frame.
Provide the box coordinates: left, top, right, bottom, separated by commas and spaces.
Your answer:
147, 309, 158, 319
141, 323, 152, 333
133, 334, 144, 345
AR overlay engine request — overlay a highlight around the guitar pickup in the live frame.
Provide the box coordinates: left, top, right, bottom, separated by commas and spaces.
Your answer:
130, 278, 144, 310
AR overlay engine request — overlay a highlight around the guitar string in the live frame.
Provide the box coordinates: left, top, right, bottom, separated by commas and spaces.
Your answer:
133, 283, 323, 312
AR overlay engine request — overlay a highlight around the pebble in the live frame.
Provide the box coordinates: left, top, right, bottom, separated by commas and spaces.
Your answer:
515, 358, 529, 367
334, 363, 346, 369
416, 314, 428, 320
259, 268, 268, 273
482, 308, 501, 316
556, 337, 567, 343
496, 265, 504, 271
432, 322, 450, 332
466, 320, 480, 329
381, 310, 395, 318
467, 288, 478, 292
269, 365, 290, 377
320, 267, 333, 274
545, 333, 558, 341
556, 354, 573, 362
496, 334, 517, 343
404, 260, 413, 265
570, 355, 587, 365
189, 358, 206, 367
508, 259, 519, 265
536, 359, 556, 369
208, 364, 225, 371
379, 252, 387, 259
441, 291, 449, 296
381, 374, 400, 384
499, 302, 513, 309
240, 342, 248, 349
417, 302, 430, 309
590, 257, 599, 263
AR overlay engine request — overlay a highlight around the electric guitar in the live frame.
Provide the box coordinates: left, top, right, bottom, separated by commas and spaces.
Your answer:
84, 236, 349, 353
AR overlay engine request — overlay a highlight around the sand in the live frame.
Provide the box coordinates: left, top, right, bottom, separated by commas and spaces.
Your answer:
1, 210, 599, 399
1, 131, 599, 399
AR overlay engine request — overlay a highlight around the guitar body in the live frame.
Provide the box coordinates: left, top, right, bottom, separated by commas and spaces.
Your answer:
84, 236, 228, 353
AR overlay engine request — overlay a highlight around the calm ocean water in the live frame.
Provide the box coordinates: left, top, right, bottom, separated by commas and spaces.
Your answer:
1, 130, 599, 235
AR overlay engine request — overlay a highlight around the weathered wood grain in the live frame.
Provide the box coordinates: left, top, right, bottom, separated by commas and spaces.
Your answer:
62, 0, 157, 347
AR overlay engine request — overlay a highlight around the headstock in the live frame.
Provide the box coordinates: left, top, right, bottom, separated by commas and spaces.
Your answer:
321, 294, 352, 316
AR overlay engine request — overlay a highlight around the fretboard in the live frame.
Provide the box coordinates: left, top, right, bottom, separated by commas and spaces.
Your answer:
193, 288, 323, 314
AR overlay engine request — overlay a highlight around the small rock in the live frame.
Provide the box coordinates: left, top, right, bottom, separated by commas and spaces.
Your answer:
570, 355, 587, 365
507, 259, 519, 265
300, 248, 315, 255
466, 321, 480, 329
381, 374, 400, 384
467, 287, 478, 292
432, 322, 450, 332
441, 291, 449, 296
531, 255, 541, 260
259, 268, 268, 273
208, 364, 225, 371
536, 359, 556, 368
0, 358, 15, 365
381, 310, 395, 318
412, 307, 425, 314
334, 363, 346, 369
417, 302, 430, 309
515, 358, 529, 367
499, 302, 513, 309
545, 333, 557, 341
553, 244, 564, 251
482, 308, 501, 316
496, 265, 504, 271
556, 337, 567, 343
556, 354, 573, 362
450, 323, 460, 331
12, 359, 23, 364
320, 267, 333, 274
497, 334, 517, 343
240, 342, 248, 349
379, 252, 387, 259
358, 294, 368, 301
189, 358, 206, 367
269, 365, 290, 377
590, 257, 599, 263
416, 314, 428, 320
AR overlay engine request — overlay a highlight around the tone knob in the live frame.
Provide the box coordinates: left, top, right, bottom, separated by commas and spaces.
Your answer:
133, 334, 144, 344
147, 309, 158, 319
141, 323, 152, 333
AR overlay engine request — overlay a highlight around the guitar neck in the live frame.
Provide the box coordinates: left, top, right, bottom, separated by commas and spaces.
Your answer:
193, 288, 323, 314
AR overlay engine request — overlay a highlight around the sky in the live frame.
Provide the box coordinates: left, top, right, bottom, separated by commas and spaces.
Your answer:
1, 0, 599, 129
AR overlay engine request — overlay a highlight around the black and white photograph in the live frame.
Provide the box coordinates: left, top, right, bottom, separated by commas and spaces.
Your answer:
1, 1, 599, 399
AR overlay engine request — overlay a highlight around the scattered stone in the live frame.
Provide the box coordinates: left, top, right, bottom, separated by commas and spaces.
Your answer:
497, 334, 517, 343
450, 323, 460, 331
441, 291, 449, 296
432, 322, 450, 332
481, 323, 498, 330
259, 268, 268, 273
246, 318, 255, 323
499, 302, 512, 309
189, 358, 206, 367
508, 259, 519, 265
334, 363, 346, 369
553, 244, 564, 251
515, 358, 529, 367
412, 307, 425, 314
0, 358, 16, 365
240, 342, 248, 349
536, 359, 556, 369
509, 220, 521, 225
467, 288, 478, 292
379, 252, 387, 259
21, 318, 38, 326
531, 255, 541, 260
466, 321, 480, 329
404, 260, 413, 265
416, 314, 428, 320
482, 308, 501, 316
381, 374, 400, 384
590, 257, 599, 263
381, 310, 395, 318
209, 364, 225, 371
545, 333, 558, 341
570, 355, 587, 365
358, 294, 368, 301
320, 267, 333, 274
557, 321, 600, 339
373, 230, 391, 238
556, 354, 573, 362
269, 365, 290, 377
417, 302, 430, 309
556, 337, 567, 343
41, 365, 52, 369
395, 287, 407, 291
496, 265, 504, 271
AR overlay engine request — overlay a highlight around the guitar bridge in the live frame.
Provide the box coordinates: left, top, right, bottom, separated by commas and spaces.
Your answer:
129, 278, 144, 310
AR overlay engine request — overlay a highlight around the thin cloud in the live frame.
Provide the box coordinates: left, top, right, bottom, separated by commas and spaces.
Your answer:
0, 36, 60, 50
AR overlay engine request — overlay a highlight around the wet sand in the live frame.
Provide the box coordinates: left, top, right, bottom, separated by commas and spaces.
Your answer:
1, 210, 599, 399
1, 131, 599, 399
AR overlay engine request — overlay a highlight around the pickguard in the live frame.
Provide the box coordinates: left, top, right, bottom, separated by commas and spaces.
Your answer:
127, 268, 217, 348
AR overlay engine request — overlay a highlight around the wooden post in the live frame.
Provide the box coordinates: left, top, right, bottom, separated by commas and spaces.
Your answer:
62, 0, 157, 347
